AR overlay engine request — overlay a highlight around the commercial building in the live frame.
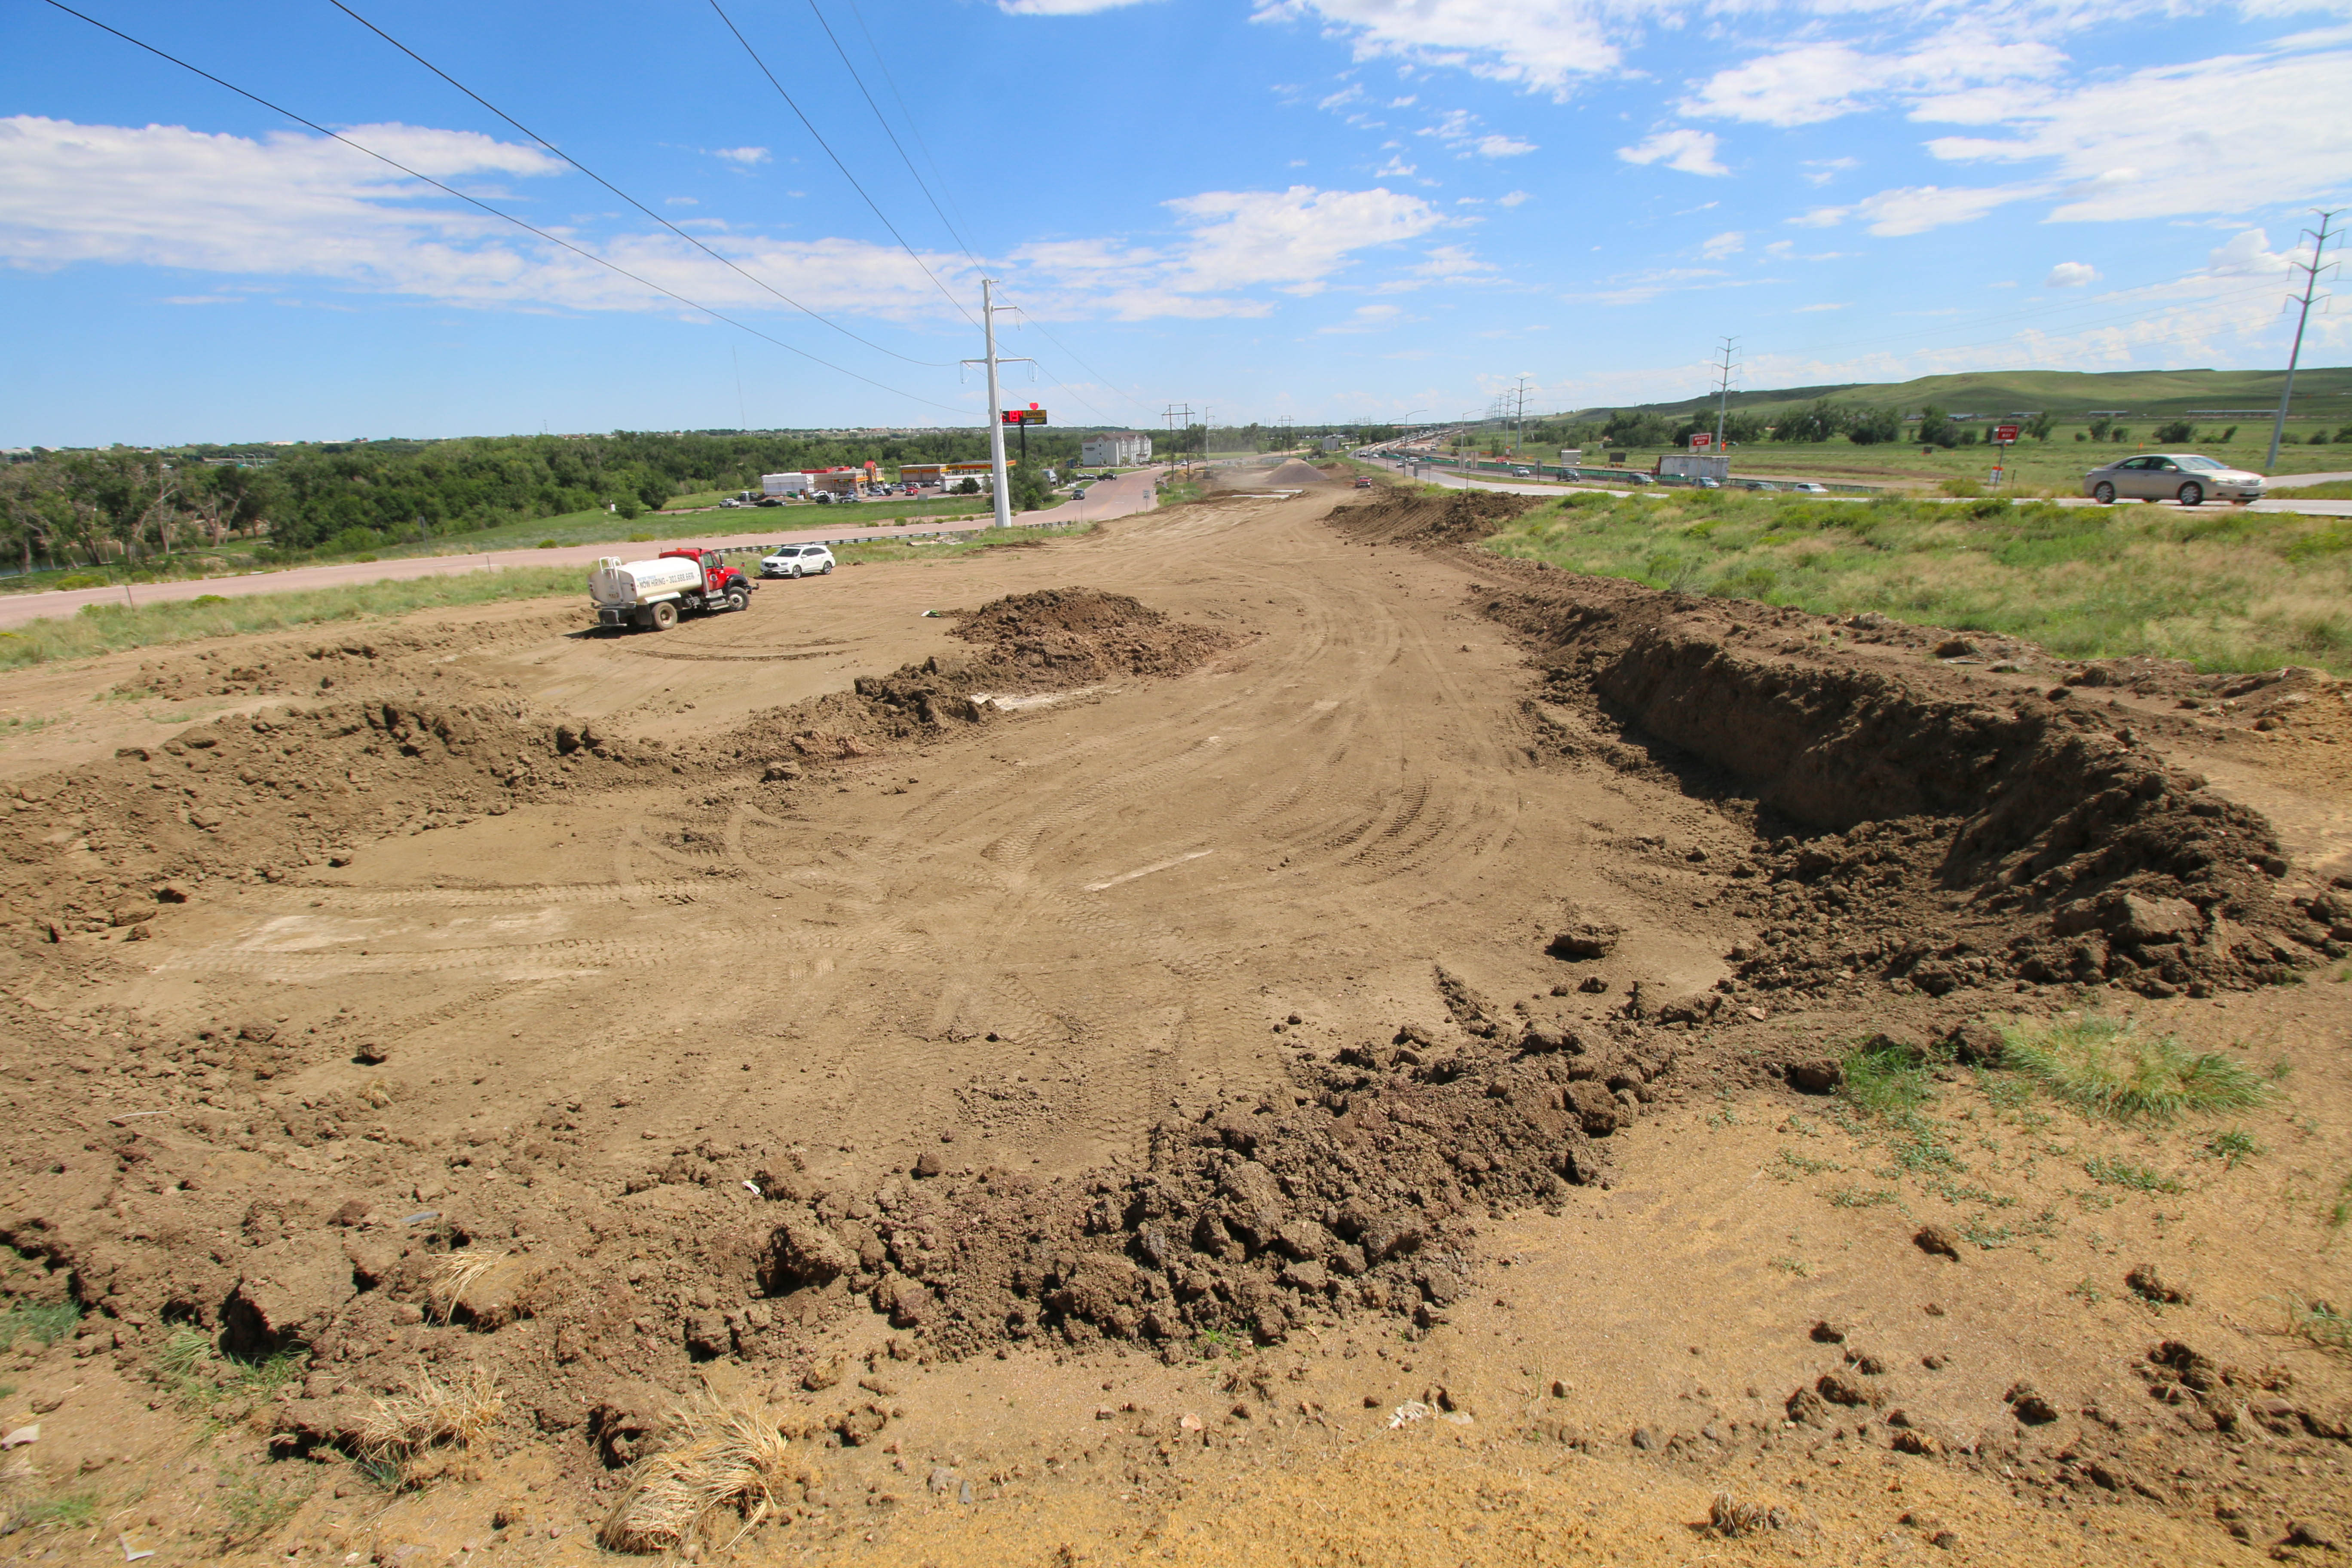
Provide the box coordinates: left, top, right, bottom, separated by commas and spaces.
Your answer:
1081, 432, 1152, 467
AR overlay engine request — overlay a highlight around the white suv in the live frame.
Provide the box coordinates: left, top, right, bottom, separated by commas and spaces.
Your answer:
760, 544, 836, 578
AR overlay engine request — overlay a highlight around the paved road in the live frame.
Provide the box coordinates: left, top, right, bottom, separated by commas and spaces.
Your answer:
1372, 458, 2352, 516
0, 469, 1163, 631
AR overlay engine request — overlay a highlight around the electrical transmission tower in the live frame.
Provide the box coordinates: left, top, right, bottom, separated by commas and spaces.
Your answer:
2267, 210, 2342, 469
1712, 337, 1740, 451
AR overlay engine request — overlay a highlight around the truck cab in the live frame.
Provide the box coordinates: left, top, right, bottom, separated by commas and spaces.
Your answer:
589, 548, 757, 631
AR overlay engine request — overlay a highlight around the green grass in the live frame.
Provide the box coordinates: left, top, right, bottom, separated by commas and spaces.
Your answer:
1839, 1037, 1935, 1115
0, 567, 582, 670
1474, 487, 2352, 674
6, 1490, 99, 1530
829, 520, 1097, 567
2082, 1155, 2182, 1192
1999, 1016, 2271, 1124
156, 1323, 308, 1410
0, 1299, 81, 1350
2203, 1128, 2263, 1168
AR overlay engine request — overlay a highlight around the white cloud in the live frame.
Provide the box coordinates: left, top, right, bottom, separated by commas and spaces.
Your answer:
1700, 229, 1744, 259
2206, 228, 2297, 277
665, 195, 699, 206
1801, 156, 1859, 186
1794, 301, 1847, 312
1794, 183, 2041, 236
1680, 39, 2066, 128
1376, 155, 1417, 177
1917, 49, 2352, 222
1496, 190, 1531, 206
1012, 184, 1448, 318
1318, 302, 1403, 333
2044, 260, 2098, 287
1319, 83, 1368, 110
1418, 109, 1537, 159
1253, 0, 1621, 97
710, 146, 770, 166
1616, 128, 1727, 177
1388, 95, 1418, 107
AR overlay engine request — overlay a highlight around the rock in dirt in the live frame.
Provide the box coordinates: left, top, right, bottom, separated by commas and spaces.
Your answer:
2004, 1383, 2059, 1425
1785, 1058, 1842, 1094
223, 1235, 360, 1356
763, 1214, 855, 1291
1914, 1225, 1961, 1261
1546, 923, 1620, 962
2126, 1263, 2190, 1304
1563, 1080, 1621, 1136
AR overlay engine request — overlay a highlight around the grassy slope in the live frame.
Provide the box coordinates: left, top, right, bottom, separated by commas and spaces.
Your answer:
1473, 486, 2352, 674
1577, 366, 2352, 423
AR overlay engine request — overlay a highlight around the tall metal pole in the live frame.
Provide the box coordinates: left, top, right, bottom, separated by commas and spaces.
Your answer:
1713, 336, 1739, 452
2266, 210, 2341, 471
982, 277, 1012, 530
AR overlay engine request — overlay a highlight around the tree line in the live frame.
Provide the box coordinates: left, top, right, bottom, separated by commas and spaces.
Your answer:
0, 428, 1112, 575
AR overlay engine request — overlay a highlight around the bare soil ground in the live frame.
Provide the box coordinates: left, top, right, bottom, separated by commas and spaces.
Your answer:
2, 484, 2348, 1567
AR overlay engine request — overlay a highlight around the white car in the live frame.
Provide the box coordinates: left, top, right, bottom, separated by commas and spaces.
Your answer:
760, 544, 835, 578
1791, 482, 1829, 494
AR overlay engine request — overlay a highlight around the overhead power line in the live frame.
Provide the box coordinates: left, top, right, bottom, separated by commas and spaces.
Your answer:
40, 0, 969, 413
707, 0, 979, 328
840, 0, 987, 268
800, 0, 986, 274
322, 0, 949, 368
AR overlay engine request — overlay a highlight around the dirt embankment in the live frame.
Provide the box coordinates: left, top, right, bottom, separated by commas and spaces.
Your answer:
1331, 490, 2344, 1004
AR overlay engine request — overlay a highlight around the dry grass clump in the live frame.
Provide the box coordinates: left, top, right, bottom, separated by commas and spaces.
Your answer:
2000, 1015, 2269, 1124
1708, 1492, 1789, 1536
426, 1250, 505, 1323
357, 1363, 502, 1484
598, 1393, 816, 1555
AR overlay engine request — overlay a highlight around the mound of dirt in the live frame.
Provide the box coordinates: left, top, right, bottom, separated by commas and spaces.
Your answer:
949, 586, 1233, 680
1262, 458, 1339, 487
1335, 487, 1534, 545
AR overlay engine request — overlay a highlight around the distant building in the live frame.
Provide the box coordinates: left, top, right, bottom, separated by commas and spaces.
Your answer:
1081, 432, 1152, 467
1320, 434, 1349, 453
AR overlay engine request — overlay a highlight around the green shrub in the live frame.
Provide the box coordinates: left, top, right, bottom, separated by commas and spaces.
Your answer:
1840, 1037, 1933, 1115
0, 1300, 81, 1349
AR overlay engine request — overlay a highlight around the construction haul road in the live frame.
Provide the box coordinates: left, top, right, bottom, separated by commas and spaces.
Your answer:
0, 469, 2346, 1566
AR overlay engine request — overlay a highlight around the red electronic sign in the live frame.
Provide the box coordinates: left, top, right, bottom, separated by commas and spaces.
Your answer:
1001, 404, 1048, 426
1993, 423, 2021, 444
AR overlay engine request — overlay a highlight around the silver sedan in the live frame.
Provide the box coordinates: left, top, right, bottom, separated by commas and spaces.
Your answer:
2082, 453, 2264, 506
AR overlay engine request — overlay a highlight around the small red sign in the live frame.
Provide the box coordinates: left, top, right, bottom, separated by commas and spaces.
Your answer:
1688, 432, 1713, 451
1993, 423, 2021, 444
1001, 407, 1048, 426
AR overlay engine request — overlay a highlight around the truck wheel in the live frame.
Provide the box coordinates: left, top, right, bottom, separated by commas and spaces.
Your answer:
650, 600, 678, 631
724, 587, 749, 613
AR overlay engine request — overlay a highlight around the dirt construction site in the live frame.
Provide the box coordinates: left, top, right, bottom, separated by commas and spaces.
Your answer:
3, 467, 2351, 1566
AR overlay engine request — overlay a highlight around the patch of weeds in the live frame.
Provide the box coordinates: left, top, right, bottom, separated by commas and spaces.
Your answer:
2270, 1057, 2294, 1081
0, 1299, 81, 1350
7, 1490, 99, 1530
1960, 1216, 2017, 1250
2329, 1174, 2352, 1231
2278, 1293, 2351, 1353
2000, 1015, 2269, 1123
1774, 1149, 1842, 1180
2069, 1186, 2118, 1213
1840, 1038, 1934, 1115
2069, 1278, 2105, 1305
1932, 1181, 2017, 1208
1975, 1069, 2035, 1114
1883, 1111, 1966, 1176
155, 1324, 305, 1409
2082, 1155, 2183, 1193
2202, 1128, 2262, 1169
212, 1465, 312, 1547
1777, 1114, 1821, 1138
1768, 1254, 1813, 1277
1827, 1185, 1899, 1208
1706, 1108, 1743, 1130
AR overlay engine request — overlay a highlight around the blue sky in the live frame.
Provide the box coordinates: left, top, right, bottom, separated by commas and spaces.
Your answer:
3, 0, 2348, 444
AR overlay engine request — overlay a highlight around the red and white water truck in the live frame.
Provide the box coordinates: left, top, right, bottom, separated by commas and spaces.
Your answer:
589, 547, 757, 631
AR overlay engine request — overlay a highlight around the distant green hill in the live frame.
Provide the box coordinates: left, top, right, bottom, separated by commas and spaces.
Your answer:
1571, 367, 2352, 423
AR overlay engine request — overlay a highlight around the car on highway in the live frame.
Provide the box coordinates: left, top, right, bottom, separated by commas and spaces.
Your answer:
1510, 466, 1533, 477
2083, 453, 2264, 507
760, 544, 835, 578
1791, 481, 1829, 495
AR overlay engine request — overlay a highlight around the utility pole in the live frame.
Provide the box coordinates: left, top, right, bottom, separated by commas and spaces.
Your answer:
1164, 403, 1194, 480
2267, 210, 2342, 470
1712, 337, 1740, 453
959, 278, 1029, 530
1513, 374, 1531, 460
